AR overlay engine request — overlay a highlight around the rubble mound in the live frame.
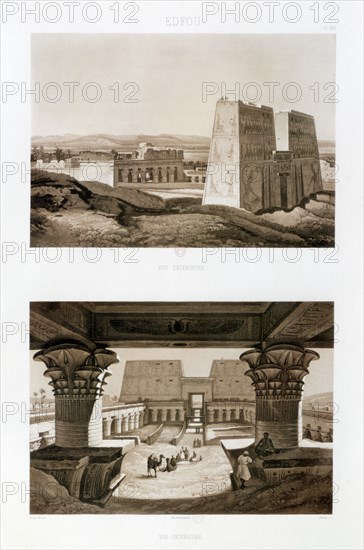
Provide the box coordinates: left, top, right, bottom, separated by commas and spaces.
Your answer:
31, 170, 335, 247
30, 467, 102, 514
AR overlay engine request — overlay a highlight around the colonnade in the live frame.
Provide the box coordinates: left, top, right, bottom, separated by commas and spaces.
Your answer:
32, 339, 321, 452
102, 407, 146, 437
206, 402, 255, 424
115, 162, 183, 185
146, 406, 185, 424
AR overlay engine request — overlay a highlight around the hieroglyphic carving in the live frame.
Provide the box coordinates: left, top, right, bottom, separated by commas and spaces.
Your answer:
288, 112, 319, 159
30, 302, 91, 343
210, 360, 255, 400
30, 311, 87, 347
214, 107, 237, 136
120, 360, 183, 402
204, 101, 322, 211
110, 318, 244, 336
207, 136, 240, 198
266, 303, 334, 341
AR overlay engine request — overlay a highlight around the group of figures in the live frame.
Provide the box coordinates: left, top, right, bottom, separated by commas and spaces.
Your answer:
177, 445, 203, 463
147, 444, 203, 478
303, 426, 333, 442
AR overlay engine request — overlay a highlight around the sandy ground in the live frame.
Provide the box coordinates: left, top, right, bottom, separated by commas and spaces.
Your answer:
147, 190, 203, 199
115, 431, 231, 501
30, 433, 333, 514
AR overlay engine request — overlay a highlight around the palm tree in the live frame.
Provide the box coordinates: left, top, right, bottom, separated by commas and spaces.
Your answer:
55, 147, 65, 162
39, 388, 46, 409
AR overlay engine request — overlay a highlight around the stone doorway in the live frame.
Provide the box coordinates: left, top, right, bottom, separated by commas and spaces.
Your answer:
279, 174, 288, 207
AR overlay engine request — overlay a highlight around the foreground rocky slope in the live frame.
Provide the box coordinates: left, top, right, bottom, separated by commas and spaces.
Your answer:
30, 466, 332, 515
31, 171, 335, 247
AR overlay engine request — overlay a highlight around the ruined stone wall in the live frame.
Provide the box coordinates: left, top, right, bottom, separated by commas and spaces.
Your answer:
113, 158, 184, 185
144, 148, 184, 160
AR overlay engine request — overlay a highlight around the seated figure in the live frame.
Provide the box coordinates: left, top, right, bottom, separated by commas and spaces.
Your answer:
255, 432, 276, 457
168, 456, 177, 472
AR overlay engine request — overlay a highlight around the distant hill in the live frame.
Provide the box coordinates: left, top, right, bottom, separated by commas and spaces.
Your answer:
317, 140, 335, 154
302, 391, 333, 406
31, 133, 335, 157
31, 133, 211, 151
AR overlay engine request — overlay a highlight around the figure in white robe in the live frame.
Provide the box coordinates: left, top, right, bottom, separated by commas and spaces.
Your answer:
237, 451, 252, 489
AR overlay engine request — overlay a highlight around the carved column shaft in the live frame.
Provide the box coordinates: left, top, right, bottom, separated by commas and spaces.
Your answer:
114, 416, 123, 434
241, 343, 319, 448
255, 398, 302, 448
129, 414, 135, 431
161, 167, 168, 183
122, 416, 129, 432
34, 342, 119, 448
103, 417, 112, 438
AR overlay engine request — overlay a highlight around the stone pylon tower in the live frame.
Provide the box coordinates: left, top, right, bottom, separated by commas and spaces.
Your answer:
203, 100, 242, 208
203, 100, 322, 212
203, 99, 276, 211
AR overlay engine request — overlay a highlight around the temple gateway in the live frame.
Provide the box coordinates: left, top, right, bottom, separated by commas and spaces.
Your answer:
203, 100, 323, 212
29, 302, 333, 512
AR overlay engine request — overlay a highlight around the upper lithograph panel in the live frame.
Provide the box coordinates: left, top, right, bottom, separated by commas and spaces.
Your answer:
31, 34, 335, 247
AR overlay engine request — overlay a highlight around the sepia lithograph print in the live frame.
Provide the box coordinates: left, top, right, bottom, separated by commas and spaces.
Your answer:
30, 301, 334, 514
30, 34, 336, 248
1, 1, 363, 549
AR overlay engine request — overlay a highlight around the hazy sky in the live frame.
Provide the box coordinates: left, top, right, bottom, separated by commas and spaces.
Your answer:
30, 347, 333, 400
32, 34, 336, 140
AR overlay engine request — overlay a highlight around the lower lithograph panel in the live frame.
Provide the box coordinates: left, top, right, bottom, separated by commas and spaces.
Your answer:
29, 301, 334, 514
